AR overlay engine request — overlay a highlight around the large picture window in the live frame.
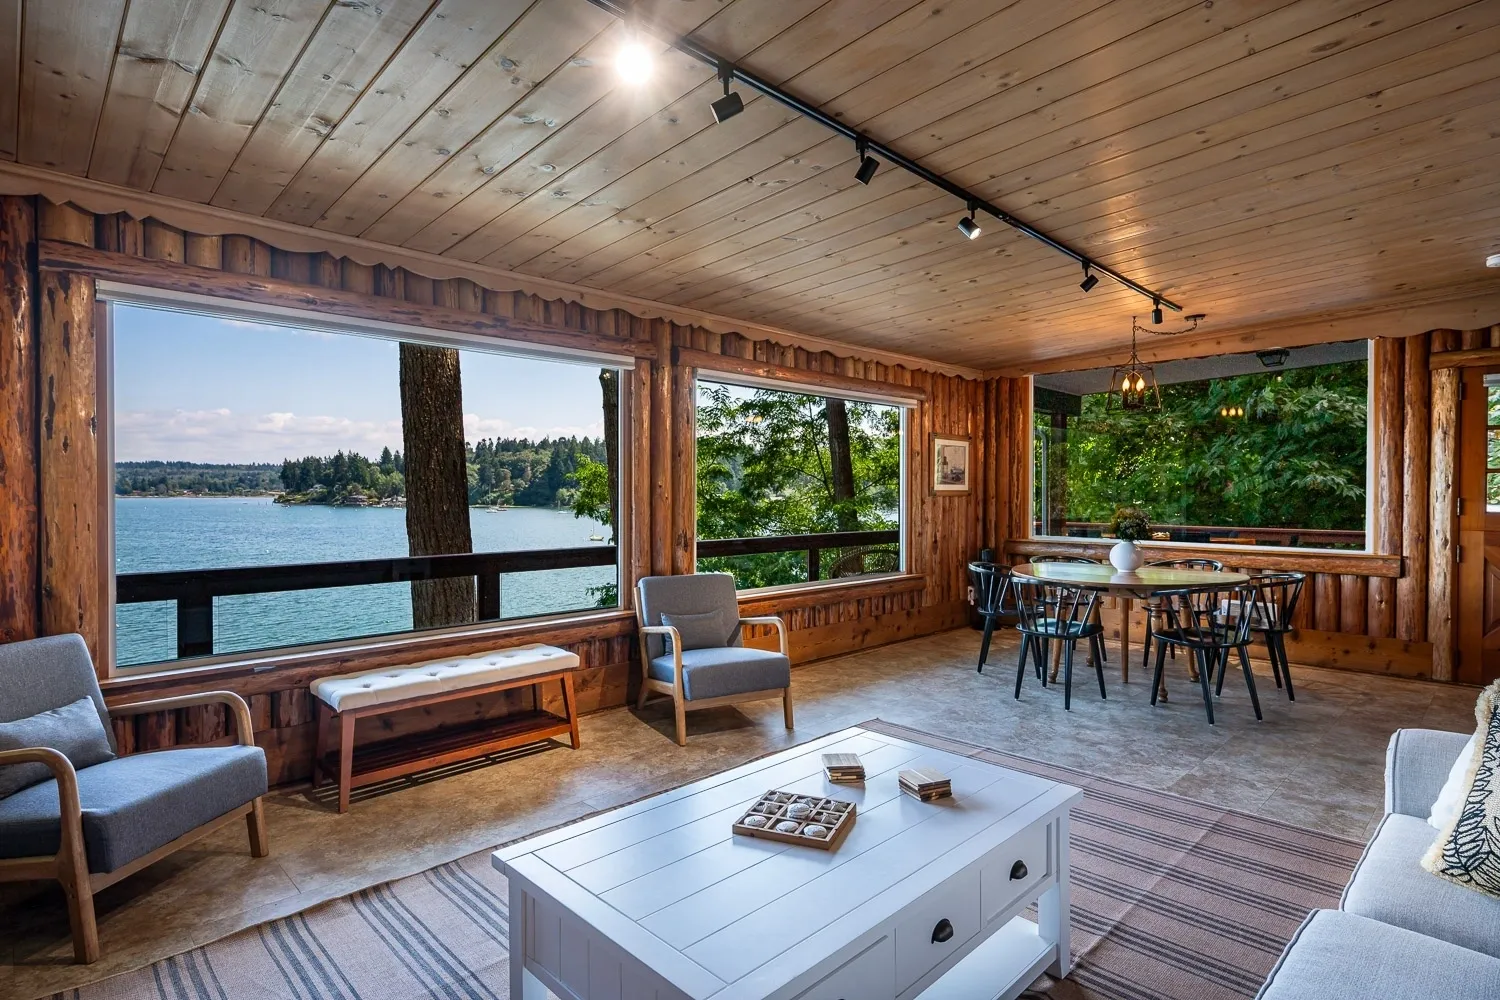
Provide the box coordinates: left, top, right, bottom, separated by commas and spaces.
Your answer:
109, 297, 622, 668
694, 380, 904, 588
1032, 342, 1368, 550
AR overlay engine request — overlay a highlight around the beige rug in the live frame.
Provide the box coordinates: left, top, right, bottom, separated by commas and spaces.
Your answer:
49, 720, 1363, 1000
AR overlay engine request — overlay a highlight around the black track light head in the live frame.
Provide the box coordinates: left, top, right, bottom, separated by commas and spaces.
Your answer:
1079, 266, 1098, 293
957, 202, 981, 240
855, 153, 878, 185
1151, 299, 1164, 325
711, 90, 743, 123
711, 62, 743, 123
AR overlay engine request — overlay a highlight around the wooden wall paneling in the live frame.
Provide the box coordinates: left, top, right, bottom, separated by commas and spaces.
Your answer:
37, 202, 94, 245
1339, 575, 1367, 637
1367, 337, 1403, 638
0, 0, 18, 161
222, 235, 270, 276
650, 320, 674, 577
1313, 573, 1340, 633
38, 268, 100, 664
1429, 364, 1460, 682
628, 358, 652, 598
671, 330, 697, 576
1397, 332, 1432, 642
183, 233, 222, 269
95, 213, 143, 256
0, 195, 37, 641
142, 220, 185, 263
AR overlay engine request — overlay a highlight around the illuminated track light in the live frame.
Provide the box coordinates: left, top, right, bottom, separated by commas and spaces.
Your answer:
1151, 299, 1164, 326
957, 202, 981, 240
710, 61, 743, 123
615, 39, 653, 84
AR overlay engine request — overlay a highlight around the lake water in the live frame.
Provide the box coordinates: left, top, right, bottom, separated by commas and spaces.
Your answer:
114, 497, 613, 666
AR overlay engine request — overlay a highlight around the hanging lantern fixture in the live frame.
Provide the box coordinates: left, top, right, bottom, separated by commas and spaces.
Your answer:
1108, 319, 1160, 412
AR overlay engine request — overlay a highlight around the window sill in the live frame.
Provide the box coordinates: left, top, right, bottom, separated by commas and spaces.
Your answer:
1007, 538, 1400, 578
102, 608, 637, 700
734, 573, 927, 615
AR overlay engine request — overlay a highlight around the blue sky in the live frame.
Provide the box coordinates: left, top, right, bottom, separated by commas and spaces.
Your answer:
112, 304, 611, 463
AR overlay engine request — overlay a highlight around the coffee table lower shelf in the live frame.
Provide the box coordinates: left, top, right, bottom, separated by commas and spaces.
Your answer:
914, 916, 1054, 1000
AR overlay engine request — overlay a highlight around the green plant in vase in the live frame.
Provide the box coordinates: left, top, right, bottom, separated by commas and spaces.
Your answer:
1108, 505, 1151, 572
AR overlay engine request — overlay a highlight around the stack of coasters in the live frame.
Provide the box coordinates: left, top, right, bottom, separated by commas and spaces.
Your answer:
823, 752, 865, 783
899, 766, 952, 802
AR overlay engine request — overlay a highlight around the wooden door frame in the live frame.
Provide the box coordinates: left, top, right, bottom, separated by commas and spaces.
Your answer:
1455, 365, 1500, 684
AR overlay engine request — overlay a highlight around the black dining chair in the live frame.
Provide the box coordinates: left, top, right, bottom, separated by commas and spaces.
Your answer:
1149, 584, 1262, 725
967, 561, 1013, 674
1219, 572, 1305, 701
1029, 555, 1107, 667
1012, 577, 1107, 711
1140, 558, 1225, 673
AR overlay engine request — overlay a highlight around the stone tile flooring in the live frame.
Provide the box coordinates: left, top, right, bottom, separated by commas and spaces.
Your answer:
0, 628, 1478, 997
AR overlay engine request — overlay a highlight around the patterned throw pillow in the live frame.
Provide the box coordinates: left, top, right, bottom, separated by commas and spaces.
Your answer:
1423, 679, 1500, 897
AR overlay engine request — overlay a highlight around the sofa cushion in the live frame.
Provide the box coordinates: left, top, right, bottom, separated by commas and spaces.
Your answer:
661, 609, 730, 653
0, 695, 117, 798
1423, 678, 1500, 900
1342, 813, 1500, 959
311, 644, 580, 712
0, 746, 267, 873
1429, 730, 1480, 829
1257, 909, 1500, 999
649, 646, 790, 701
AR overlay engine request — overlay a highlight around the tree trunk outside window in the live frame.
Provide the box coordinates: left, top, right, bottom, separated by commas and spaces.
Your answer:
601, 369, 620, 541
399, 343, 476, 628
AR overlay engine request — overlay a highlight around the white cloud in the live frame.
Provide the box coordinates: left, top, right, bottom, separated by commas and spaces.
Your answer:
116, 408, 607, 463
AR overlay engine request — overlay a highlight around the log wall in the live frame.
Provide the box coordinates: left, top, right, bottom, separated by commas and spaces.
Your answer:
0, 196, 1006, 785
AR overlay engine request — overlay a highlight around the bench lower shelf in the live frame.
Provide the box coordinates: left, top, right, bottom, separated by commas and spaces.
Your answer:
314, 668, 581, 812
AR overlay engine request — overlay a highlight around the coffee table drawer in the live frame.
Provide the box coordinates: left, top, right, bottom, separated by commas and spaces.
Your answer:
980, 823, 1049, 923
894, 874, 981, 992
795, 935, 895, 1000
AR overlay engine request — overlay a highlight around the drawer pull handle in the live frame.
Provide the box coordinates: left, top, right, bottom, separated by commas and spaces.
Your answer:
931, 918, 954, 944
1010, 860, 1029, 881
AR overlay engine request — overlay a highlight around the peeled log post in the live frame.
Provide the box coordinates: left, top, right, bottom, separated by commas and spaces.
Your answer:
1397, 333, 1431, 642
1429, 366, 1460, 682
649, 321, 673, 576
39, 270, 101, 664
1367, 337, 1403, 638
670, 345, 697, 576
0, 196, 39, 643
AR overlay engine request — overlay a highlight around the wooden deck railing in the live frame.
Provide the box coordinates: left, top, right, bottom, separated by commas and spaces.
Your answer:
1039, 521, 1366, 549
117, 529, 900, 660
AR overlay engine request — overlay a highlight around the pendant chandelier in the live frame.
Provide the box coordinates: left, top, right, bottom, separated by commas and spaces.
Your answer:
1107, 312, 1207, 413
1108, 320, 1160, 412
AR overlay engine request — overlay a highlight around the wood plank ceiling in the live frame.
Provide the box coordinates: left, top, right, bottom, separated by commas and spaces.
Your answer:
4, 0, 1499, 368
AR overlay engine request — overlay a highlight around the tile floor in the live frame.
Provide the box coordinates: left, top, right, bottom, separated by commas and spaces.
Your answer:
0, 627, 1479, 998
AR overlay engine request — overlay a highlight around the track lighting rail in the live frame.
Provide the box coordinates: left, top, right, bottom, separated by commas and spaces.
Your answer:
585, 0, 1183, 314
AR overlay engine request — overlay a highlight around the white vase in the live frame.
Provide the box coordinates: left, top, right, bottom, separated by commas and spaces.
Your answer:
1110, 540, 1145, 573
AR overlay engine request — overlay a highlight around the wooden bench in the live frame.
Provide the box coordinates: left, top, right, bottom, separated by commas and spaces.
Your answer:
310, 644, 581, 812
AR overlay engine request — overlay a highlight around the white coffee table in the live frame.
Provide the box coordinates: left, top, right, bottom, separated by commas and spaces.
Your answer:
493, 725, 1082, 1000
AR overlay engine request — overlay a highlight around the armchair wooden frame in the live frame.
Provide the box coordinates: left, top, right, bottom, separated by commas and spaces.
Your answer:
635, 616, 794, 746
0, 691, 267, 964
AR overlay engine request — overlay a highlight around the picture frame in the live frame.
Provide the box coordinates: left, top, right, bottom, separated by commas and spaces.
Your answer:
930, 434, 971, 495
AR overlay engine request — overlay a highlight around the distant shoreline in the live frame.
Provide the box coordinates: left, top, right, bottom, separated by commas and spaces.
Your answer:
114, 493, 556, 512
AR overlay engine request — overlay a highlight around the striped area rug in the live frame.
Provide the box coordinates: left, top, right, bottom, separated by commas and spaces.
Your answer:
54, 720, 1362, 1000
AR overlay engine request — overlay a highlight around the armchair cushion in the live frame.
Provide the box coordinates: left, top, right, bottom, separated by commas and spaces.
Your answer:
0, 696, 116, 798
649, 646, 791, 701
0, 634, 115, 755
0, 745, 267, 873
660, 609, 731, 653
1385, 728, 1471, 818
637, 573, 742, 659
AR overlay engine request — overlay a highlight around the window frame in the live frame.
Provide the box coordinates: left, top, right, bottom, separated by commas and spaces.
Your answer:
99, 282, 635, 675
690, 370, 913, 589
1026, 340, 1376, 557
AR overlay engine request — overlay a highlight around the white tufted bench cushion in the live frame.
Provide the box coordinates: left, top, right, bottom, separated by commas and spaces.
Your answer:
310, 644, 580, 713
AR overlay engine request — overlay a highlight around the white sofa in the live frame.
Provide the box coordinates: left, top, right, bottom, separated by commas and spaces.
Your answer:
1257, 729, 1500, 998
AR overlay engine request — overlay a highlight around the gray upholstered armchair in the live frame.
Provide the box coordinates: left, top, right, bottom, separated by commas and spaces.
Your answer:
0, 635, 268, 963
635, 573, 793, 745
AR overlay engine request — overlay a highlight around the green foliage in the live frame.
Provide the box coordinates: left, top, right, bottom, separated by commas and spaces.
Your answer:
567, 455, 613, 537
273, 436, 610, 508
1109, 506, 1151, 541
1054, 361, 1367, 540
695, 384, 901, 588
115, 461, 281, 496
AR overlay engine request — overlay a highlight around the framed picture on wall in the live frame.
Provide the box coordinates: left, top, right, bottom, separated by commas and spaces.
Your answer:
931, 434, 971, 494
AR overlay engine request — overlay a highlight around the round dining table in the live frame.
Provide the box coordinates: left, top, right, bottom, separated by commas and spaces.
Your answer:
1010, 562, 1252, 699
